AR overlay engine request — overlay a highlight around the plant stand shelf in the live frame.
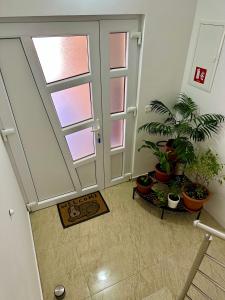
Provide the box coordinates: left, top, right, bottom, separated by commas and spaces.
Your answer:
133, 171, 202, 220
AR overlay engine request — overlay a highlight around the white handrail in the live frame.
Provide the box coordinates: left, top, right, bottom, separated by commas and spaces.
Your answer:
194, 220, 225, 241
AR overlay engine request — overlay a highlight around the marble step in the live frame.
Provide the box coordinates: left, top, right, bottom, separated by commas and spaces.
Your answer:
142, 287, 174, 300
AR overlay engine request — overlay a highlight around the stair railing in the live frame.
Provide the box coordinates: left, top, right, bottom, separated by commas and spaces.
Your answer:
179, 220, 225, 300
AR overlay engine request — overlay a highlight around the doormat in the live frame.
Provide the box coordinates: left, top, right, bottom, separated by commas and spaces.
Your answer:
57, 191, 110, 228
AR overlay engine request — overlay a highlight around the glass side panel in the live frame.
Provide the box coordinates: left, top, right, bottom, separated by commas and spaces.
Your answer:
33, 36, 89, 83
110, 77, 125, 114
65, 128, 95, 161
110, 119, 124, 149
51, 83, 92, 128
109, 33, 127, 69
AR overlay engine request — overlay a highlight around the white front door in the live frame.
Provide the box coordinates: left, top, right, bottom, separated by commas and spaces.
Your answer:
23, 21, 105, 197
0, 19, 139, 209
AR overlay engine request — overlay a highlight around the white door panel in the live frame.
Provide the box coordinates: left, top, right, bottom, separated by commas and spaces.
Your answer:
0, 38, 74, 201
100, 19, 139, 187
0, 19, 139, 209
22, 21, 104, 196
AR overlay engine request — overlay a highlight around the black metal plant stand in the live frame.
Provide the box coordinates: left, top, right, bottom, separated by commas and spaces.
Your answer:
133, 171, 202, 220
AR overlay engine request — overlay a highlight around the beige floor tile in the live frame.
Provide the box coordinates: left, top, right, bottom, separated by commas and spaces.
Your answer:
143, 287, 174, 300
30, 181, 225, 300
37, 244, 90, 300
139, 255, 188, 299
76, 233, 140, 294
91, 272, 157, 300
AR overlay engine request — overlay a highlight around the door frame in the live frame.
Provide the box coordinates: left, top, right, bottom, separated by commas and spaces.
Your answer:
0, 18, 140, 210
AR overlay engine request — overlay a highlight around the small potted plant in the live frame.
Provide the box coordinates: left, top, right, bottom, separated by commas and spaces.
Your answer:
136, 175, 153, 194
138, 141, 172, 182
154, 189, 167, 207
168, 181, 181, 209
183, 149, 225, 211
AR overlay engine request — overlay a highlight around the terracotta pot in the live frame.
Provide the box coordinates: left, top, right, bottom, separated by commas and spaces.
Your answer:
136, 176, 153, 194
155, 164, 172, 183
182, 187, 210, 211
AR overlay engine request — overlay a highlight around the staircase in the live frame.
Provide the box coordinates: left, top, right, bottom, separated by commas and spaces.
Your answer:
179, 220, 225, 300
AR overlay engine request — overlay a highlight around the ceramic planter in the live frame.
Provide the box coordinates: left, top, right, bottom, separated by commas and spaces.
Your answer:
182, 186, 210, 211
168, 193, 180, 209
155, 163, 172, 183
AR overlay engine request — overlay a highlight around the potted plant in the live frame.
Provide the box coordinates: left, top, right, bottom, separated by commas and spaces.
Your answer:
138, 93, 224, 169
183, 149, 225, 211
138, 141, 172, 182
136, 174, 153, 194
154, 190, 167, 207
168, 181, 181, 209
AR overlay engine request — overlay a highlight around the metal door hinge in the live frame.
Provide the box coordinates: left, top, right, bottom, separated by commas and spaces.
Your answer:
1, 128, 15, 142
131, 32, 142, 46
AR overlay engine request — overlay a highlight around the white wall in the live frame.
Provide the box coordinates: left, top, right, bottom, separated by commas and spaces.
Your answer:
0, 136, 42, 300
182, 0, 225, 227
0, 0, 197, 177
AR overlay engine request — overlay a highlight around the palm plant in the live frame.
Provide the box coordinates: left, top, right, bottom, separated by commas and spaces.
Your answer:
138, 93, 225, 163
139, 93, 224, 141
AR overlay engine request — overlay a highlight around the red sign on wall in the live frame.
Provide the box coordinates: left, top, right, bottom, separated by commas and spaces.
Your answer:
194, 67, 207, 84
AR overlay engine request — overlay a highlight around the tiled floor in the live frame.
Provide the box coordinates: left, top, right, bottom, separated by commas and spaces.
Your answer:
31, 182, 225, 300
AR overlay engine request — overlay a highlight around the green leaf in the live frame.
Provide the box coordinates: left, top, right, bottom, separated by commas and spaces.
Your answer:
138, 122, 173, 136
174, 93, 198, 120
150, 100, 176, 123
197, 114, 225, 124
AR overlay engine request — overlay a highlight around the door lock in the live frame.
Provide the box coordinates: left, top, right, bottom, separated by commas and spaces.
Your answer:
97, 133, 101, 144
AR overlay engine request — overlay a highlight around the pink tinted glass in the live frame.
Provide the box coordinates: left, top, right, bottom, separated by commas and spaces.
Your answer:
66, 128, 95, 161
109, 33, 127, 69
51, 83, 92, 127
110, 77, 125, 114
33, 36, 89, 83
111, 120, 124, 149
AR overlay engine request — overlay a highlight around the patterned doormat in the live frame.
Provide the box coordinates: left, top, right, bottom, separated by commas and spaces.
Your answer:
57, 191, 110, 228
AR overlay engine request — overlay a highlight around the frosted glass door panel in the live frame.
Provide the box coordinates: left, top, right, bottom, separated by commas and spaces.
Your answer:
110, 77, 125, 114
33, 36, 89, 83
51, 83, 92, 127
66, 127, 95, 161
109, 33, 127, 69
110, 120, 124, 149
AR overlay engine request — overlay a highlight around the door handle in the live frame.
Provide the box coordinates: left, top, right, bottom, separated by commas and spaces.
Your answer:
127, 107, 137, 117
1, 128, 16, 142
91, 118, 101, 132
